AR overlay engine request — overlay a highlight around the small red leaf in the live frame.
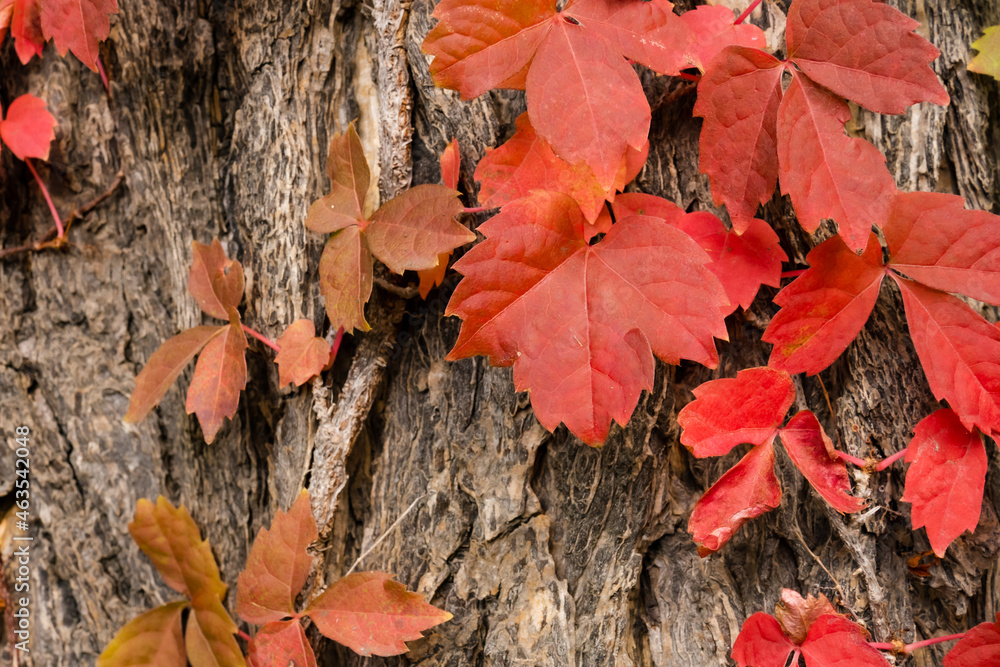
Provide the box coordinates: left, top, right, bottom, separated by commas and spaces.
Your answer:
189, 239, 244, 320
125, 326, 225, 425
902, 409, 987, 557
305, 123, 370, 233
775, 590, 841, 645
780, 411, 866, 514
688, 441, 781, 556
799, 615, 888, 667
127, 497, 228, 604
185, 310, 248, 444
944, 613, 1000, 667
318, 226, 373, 333
0, 93, 57, 161
237, 490, 318, 625
247, 621, 317, 667
678, 367, 795, 458
678, 4, 767, 73
365, 184, 473, 274
304, 572, 452, 657
97, 602, 187, 667
894, 277, 1000, 436
694, 46, 783, 234
184, 597, 244, 667
731, 612, 796, 667
40, 0, 118, 71
440, 138, 460, 191
274, 320, 331, 388
0, 0, 44, 64
764, 235, 885, 375
786, 0, 949, 115
884, 192, 1000, 306
777, 72, 897, 252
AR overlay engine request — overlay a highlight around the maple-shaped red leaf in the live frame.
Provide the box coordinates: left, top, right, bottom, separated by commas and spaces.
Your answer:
780, 411, 866, 514
40, 0, 118, 71
189, 239, 245, 320
774, 590, 841, 645
764, 235, 884, 375
475, 112, 647, 223
306, 123, 370, 234
902, 409, 987, 557
678, 367, 795, 458
274, 320, 331, 388
969, 26, 1000, 80
303, 572, 451, 657
97, 601, 187, 667
237, 490, 318, 625
882, 192, 1000, 306
440, 137, 460, 191
694, 47, 783, 234
777, 72, 897, 252
124, 325, 225, 425
786, 0, 950, 115
0, 93, 57, 161
732, 612, 797, 667
689, 441, 781, 556
944, 613, 1000, 667
446, 191, 728, 445
0, 0, 44, 64
799, 615, 889, 667
185, 597, 245, 667
679, 4, 767, 73
247, 621, 317, 667
185, 309, 248, 444
128, 497, 228, 605
893, 277, 1000, 436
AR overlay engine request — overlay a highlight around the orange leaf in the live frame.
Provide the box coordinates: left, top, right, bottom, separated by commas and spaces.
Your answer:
97, 602, 187, 667
417, 252, 451, 299
189, 240, 245, 320
247, 621, 317, 667
185, 597, 245, 667
128, 497, 227, 605
125, 326, 225, 424
185, 309, 248, 443
440, 137, 460, 191
318, 226, 373, 333
237, 490, 318, 625
304, 572, 452, 657
305, 123, 370, 233
274, 320, 331, 388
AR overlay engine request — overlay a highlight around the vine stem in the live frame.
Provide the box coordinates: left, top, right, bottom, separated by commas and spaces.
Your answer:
96, 56, 111, 97
25, 159, 65, 238
676, 72, 701, 82
782, 269, 808, 278
238, 630, 253, 643
463, 205, 487, 214
242, 324, 281, 353
868, 632, 966, 653
735, 0, 765, 25
788, 648, 801, 666
835, 450, 868, 468
874, 449, 907, 471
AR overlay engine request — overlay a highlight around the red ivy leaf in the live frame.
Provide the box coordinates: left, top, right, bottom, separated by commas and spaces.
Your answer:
799, 615, 889, 667
786, 0, 950, 114
237, 490, 318, 625
0, 0, 44, 64
184, 597, 244, 667
732, 612, 796, 667
0, 93, 57, 161
185, 309, 248, 444
246, 621, 317, 667
274, 320, 331, 388
679, 4, 767, 73
303, 572, 452, 657
902, 409, 987, 557
688, 441, 781, 556
189, 239, 245, 321
97, 602, 187, 667
40, 0, 118, 71
764, 235, 884, 375
780, 411, 865, 514
446, 191, 728, 445
944, 613, 1000, 667
678, 367, 795, 458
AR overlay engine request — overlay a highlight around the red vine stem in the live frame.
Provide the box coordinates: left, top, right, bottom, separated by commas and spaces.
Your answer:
238, 630, 253, 643
96, 56, 111, 97
242, 324, 281, 353
463, 205, 488, 214
25, 158, 65, 238
782, 269, 808, 278
676, 72, 701, 82
874, 448, 907, 471
788, 648, 801, 666
868, 632, 966, 653
735, 0, 765, 25
835, 450, 868, 467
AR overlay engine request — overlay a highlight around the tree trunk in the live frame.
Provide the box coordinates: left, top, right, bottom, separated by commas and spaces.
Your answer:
1, 0, 998, 665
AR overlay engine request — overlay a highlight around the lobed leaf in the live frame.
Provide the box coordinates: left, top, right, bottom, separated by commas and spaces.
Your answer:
184, 597, 245, 667
0, 93, 57, 161
185, 309, 248, 444
944, 613, 1000, 667
678, 4, 767, 73
678, 367, 795, 458
779, 411, 866, 514
274, 320, 331, 388
688, 441, 781, 556
237, 489, 318, 625
968, 26, 1000, 80
902, 409, 987, 557
304, 572, 452, 657
798, 615, 889, 667
40, 0, 118, 71
305, 123, 370, 233
0, 0, 44, 64
189, 239, 245, 320
731, 612, 796, 667
246, 621, 317, 667
318, 225, 373, 333
128, 497, 227, 604
124, 326, 225, 425
774, 590, 840, 645
97, 602, 187, 667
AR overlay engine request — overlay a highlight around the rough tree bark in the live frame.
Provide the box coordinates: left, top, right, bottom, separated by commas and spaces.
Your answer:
0, 0, 998, 665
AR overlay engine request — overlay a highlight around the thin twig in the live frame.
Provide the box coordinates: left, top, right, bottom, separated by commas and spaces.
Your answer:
25, 159, 64, 238
374, 277, 419, 299
345, 493, 428, 576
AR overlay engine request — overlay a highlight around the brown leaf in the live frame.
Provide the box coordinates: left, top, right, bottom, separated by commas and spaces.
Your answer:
185, 309, 248, 443
274, 320, 331, 388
